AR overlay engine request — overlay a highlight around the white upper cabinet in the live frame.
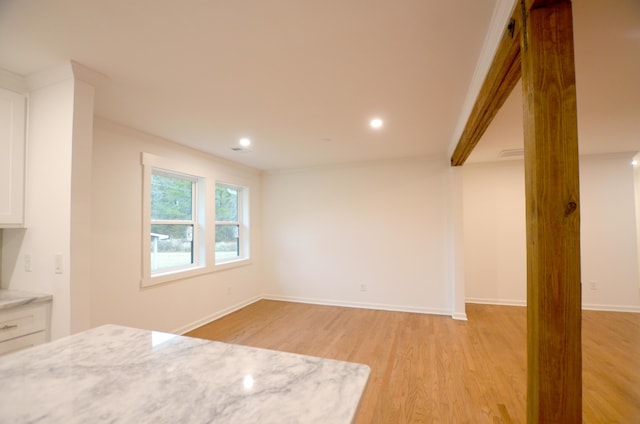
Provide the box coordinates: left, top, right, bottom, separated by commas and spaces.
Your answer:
0, 87, 27, 228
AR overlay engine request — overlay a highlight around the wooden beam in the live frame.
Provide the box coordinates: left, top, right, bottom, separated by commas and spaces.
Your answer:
521, 1, 582, 422
449, 0, 572, 166
527, 0, 569, 10
450, 6, 523, 166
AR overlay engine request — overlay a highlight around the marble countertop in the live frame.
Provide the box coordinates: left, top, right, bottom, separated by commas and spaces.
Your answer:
0, 324, 370, 423
0, 289, 52, 310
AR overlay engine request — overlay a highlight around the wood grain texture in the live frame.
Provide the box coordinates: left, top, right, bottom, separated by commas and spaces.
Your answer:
521, 1, 581, 422
527, 0, 571, 11
449, 1, 574, 166
450, 5, 523, 166
186, 301, 640, 423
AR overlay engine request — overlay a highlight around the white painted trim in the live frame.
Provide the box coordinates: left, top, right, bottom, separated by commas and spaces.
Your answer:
172, 296, 640, 336
582, 304, 640, 313
467, 298, 640, 313
0, 68, 28, 93
25, 61, 106, 91
449, 166, 467, 320
173, 295, 262, 335
140, 152, 212, 288
26, 62, 74, 90
466, 298, 526, 307
70, 61, 107, 87
262, 294, 451, 316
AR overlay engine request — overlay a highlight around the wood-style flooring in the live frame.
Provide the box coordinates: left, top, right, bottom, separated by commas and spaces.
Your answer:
186, 301, 640, 423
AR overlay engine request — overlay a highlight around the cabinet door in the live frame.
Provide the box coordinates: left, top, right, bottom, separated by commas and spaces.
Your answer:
0, 87, 26, 227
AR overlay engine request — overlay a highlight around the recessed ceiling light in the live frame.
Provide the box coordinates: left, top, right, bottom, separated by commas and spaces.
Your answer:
370, 118, 383, 129
239, 137, 251, 147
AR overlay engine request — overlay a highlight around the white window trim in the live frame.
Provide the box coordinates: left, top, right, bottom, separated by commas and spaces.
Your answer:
215, 181, 251, 267
141, 154, 253, 286
141, 153, 214, 287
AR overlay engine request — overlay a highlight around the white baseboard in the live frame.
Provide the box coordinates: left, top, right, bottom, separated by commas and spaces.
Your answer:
171, 294, 640, 336
173, 295, 262, 335
466, 298, 640, 313
582, 303, 640, 313
262, 294, 452, 316
465, 298, 526, 307
452, 312, 468, 321
172, 296, 640, 341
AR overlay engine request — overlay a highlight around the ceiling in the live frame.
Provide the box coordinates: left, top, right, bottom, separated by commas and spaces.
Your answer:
0, 0, 638, 170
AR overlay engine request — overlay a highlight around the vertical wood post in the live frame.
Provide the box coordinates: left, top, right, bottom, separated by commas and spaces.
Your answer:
521, 1, 582, 422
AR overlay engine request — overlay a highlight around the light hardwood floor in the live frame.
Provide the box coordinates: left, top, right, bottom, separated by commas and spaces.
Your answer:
186, 301, 640, 423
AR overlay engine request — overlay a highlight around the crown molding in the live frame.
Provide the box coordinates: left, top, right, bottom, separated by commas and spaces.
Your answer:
25, 60, 106, 91
0, 68, 28, 93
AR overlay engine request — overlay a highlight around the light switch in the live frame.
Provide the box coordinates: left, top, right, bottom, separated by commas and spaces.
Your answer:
24, 254, 32, 272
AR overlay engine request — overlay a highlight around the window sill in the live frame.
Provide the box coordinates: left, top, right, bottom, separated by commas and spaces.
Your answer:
141, 258, 252, 287
141, 265, 211, 288
214, 258, 252, 272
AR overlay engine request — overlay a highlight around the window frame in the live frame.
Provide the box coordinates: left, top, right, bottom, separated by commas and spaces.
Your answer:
141, 153, 252, 287
150, 170, 198, 273
141, 153, 211, 287
215, 181, 250, 266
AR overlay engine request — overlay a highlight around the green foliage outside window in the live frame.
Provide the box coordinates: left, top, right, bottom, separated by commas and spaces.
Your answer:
152, 174, 192, 219
152, 174, 193, 240
215, 186, 238, 221
150, 173, 195, 272
216, 185, 240, 256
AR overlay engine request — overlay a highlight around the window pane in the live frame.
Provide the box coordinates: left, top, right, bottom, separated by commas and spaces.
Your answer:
216, 224, 239, 260
216, 186, 238, 222
151, 224, 194, 271
152, 174, 193, 220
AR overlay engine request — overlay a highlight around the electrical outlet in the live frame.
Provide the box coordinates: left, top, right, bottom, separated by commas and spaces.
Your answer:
589, 281, 597, 290
360, 284, 367, 292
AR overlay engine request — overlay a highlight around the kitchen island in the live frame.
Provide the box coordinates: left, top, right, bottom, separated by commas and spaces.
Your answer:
0, 324, 370, 423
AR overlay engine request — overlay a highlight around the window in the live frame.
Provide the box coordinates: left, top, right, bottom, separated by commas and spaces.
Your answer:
215, 182, 249, 264
142, 153, 208, 286
150, 171, 197, 273
141, 153, 251, 286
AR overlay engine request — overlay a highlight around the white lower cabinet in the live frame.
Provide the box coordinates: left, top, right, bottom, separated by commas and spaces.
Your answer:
0, 302, 51, 355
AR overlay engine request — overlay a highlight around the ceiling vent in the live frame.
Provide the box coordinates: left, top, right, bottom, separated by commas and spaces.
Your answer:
230, 146, 252, 153
498, 148, 524, 159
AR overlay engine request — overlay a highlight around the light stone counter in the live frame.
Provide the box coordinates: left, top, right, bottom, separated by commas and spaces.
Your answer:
0, 289, 52, 310
0, 324, 370, 423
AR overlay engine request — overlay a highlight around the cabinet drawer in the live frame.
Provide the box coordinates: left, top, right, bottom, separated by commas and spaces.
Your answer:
0, 331, 46, 355
0, 303, 47, 343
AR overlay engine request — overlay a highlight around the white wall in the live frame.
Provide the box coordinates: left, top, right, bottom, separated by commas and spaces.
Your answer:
262, 155, 453, 315
463, 160, 527, 304
463, 153, 640, 311
581, 153, 639, 310
90, 119, 263, 334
